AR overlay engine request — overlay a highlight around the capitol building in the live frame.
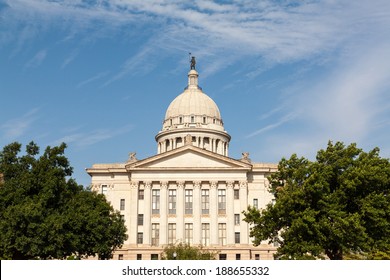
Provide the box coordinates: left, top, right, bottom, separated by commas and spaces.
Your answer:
86, 60, 277, 260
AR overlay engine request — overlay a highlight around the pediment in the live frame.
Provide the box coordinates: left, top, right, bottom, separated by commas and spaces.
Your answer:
126, 146, 251, 170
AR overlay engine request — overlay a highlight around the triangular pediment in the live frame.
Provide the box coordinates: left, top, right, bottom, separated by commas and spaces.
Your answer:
126, 145, 251, 170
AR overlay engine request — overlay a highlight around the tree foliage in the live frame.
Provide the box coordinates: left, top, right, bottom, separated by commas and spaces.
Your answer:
243, 141, 390, 260
161, 242, 218, 260
0, 141, 127, 260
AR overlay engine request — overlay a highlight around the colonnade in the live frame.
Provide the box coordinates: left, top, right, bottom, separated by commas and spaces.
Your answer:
128, 180, 249, 247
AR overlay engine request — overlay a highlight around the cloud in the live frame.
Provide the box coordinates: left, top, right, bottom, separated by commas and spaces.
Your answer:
53, 124, 134, 148
246, 112, 297, 138
77, 71, 110, 88
1, 108, 40, 140
24, 49, 47, 69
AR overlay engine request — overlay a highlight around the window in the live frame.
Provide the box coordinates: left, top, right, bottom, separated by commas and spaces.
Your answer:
201, 223, 210, 246
253, 198, 258, 209
201, 189, 209, 214
137, 254, 142, 260
152, 190, 160, 214
234, 189, 239, 199
168, 189, 176, 214
120, 199, 125, 211
255, 254, 260, 260
234, 214, 240, 225
185, 223, 193, 244
151, 224, 159, 246
168, 223, 176, 244
218, 223, 226, 245
191, 115, 195, 123
202, 116, 206, 124
118, 254, 123, 260
101, 184, 108, 194
138, 189, 144, 200
236, 254, 241, 260
137, 232, 143, 244
179, 116, 183, 124
185, 189, 193, 215
151, 254, 159, 260
235, 232, 240, 244
219, 254, 227, 260
138, 214, 143, 226
218, 189, 226, 214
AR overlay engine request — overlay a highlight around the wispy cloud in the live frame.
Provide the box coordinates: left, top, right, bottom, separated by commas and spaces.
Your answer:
77, 71, 110, 88
53, 124, 134, 148
24, 49, 47, 69
1, 108, 40, 140
246, 112, 297, 138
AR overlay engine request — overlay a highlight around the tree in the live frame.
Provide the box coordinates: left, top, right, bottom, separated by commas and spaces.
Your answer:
161, 242, 218, 260
0, 141, 127, 260
243, 141, 390, 260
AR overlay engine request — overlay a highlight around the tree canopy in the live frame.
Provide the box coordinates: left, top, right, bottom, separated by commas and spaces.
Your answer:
161, 242, 218, 260
244, 141, 390, 260
0, 141, 127, 260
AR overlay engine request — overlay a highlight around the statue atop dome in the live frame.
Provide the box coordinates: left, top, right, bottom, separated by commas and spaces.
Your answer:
190, 56, 196, 70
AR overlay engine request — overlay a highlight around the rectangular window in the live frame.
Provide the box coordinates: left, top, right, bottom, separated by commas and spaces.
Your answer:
138, 189, 144, 200
234, 214, 240, 225
219, 254, 227, 260
151, 254, 159, 260
185, 189, 193, 215
218, 189, 226, 214
137, 254, 142, 260
255, 254, 260, 260
152, 190, 160, 214
118, 254, 123, 260
201, 223, 210, 246
235, 232, 240, 244
236, 254, 241, 260
185, 223, 193, 244
101, 184, 108, 194
168, 189, 176, 214
138, 214, 143, 226
137, 232, 143, 244
168, 223, 176, 245
201, 189, 209, 214
218, 223, 226, 245
120, 199, 125, 211
234, 189, 239, 199
253, 198, 258, 209
151, 223, 159, 246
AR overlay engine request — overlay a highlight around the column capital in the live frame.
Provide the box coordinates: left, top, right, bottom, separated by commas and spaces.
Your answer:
239, 180, 248, 188
160, 181, 168, 188
210, 181, 218, 188
193, 180, 201, 188
176, 181, 185, 188
130, 181, 138, 189
145, 181, 152, 188
226, 181, 234, 188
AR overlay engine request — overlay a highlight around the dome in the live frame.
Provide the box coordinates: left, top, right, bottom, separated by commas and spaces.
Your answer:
156, 61, 230, 156
162, 69, 224, 131
165, 85, 221, 121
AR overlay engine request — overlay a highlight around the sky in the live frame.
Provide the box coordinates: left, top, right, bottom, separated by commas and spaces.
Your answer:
1, 0, 390, 187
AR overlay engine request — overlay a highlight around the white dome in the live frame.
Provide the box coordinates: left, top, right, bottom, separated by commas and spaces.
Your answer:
165, 87, 221, 120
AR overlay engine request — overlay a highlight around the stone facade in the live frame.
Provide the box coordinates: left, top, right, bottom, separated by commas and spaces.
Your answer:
86, 63, 277, 260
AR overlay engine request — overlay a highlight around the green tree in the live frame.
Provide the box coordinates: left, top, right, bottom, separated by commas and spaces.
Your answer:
243, 141, 390, 260
0, 141, 127, 260
161, 242, 218, 260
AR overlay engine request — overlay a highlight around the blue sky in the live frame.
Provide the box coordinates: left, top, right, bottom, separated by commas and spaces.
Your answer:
1, 0, 390, 187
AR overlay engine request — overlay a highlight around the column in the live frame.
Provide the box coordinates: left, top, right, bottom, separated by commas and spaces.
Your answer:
129, 181, 139, 245
226, 181, 235, 245
143, 181, 152, 245
193, 181, 201, 245
160, 181, 168, 245
210, 181, 218, 245
176, 181, 185, 242
239, 180, 248, 244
